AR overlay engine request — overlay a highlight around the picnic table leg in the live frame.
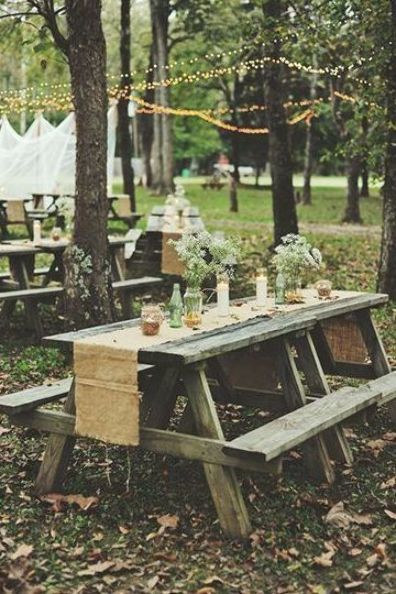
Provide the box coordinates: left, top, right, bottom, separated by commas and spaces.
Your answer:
182, 364, 251, 539
2, 256, 43, 338
293, 332, 353, 465
354, 308, 396, 421
276, 337, 335, 484
110, 247, 131, 318
35, 380, 76, 495
141, 366, 181, 429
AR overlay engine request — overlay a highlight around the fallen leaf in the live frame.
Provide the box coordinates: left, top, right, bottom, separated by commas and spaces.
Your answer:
118, 525, 129, 534
343, 581, 364, 590
374, 543, 387, 559
384, 509, 396, 521
349, 548, 362, 557
196, 589, 216, 594
380, 477, 396, 489
366, 553, 379, 567
366, 439, 387, 457
313, 547, 336, 568
156, 514, 179, 529
10, 544, 33, 560
77, 560, 114, 576
147, 575, 160, 589
203, 576, 224, 586
383, 432, 396, 441
0, 427, 11, 436
40, 493, 99, 512
325, 502, 372, 528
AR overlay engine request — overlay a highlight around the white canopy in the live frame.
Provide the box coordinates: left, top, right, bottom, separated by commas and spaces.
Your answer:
0, 105, 118, 199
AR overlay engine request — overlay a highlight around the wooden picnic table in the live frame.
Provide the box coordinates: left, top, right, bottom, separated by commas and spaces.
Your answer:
15, 290, 392, 539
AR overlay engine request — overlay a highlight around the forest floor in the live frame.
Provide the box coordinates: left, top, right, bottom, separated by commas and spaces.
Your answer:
0, 184, 395, 594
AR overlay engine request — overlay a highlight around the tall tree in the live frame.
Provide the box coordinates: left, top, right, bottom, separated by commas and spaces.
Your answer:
302, 68, 318, 205
26, 0, 114, 327
378, 0, 396, 298
149, 0, 174, 194
118, 0, 136, 211
262, 0, 298, 245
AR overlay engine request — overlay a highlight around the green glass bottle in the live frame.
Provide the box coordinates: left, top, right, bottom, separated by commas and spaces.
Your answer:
275, 272, 285, 305
168, 283, 183, 328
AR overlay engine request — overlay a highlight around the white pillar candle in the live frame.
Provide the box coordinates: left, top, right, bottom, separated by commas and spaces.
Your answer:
217, 280, 230, 317
33, 220, 41, 244
256, 271, 267, 307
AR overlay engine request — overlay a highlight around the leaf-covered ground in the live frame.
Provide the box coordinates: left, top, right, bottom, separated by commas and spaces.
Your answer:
0, 185, 395, 594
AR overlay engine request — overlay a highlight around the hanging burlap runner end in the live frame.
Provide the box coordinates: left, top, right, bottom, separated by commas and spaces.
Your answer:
74, 341, 139, 446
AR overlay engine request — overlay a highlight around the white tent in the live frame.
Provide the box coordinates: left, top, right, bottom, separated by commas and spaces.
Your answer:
0, 105, 118, 200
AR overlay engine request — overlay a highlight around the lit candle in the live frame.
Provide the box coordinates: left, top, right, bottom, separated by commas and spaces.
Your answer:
217, 275, 229, 317
256, 269, 267, 307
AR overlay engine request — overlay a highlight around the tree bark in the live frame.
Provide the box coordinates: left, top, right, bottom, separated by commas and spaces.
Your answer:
229, 174, 238, 213
360, 160, 370, 198
118, 0, 136, 211
63, 0, 114, 327
343, 155, 363, 223
262, 1, 298, 245
378, 0, 396, 298
302, 67, 318, 205
150, 0, 174, 195
140, 53, 154, 188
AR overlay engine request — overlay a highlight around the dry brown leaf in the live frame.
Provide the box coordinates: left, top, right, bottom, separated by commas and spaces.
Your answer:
349, 548, 362, 557
40, 493, 99, 512
196, 588, 216, 594
77, 560, 114, 576
10, 544, 33, 560
203, 576, 224, 586
383, 432, 396, 441
384, 509, 396, 521
313, 546, 336, 568
366, 553, 379, 567
374, 543, 387, 559
366, 439, 387, 457
147, 575, 160, 589
343, 581, 364, 590
156, 514, 179, 529
380, 477, 396, 489
118, 525, 129, 534
325, 502, 372, 528
0, 427, 11, 436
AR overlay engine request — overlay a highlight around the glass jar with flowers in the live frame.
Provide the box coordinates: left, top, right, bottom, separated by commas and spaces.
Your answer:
273, 234, 322, 304
169, 231, 239, 328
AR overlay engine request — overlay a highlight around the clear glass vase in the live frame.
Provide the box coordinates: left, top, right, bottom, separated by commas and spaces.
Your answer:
183, 286, 203, 328
285, 274, 303, 304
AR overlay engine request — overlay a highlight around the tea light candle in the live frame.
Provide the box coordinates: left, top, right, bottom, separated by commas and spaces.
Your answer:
217, 277, 230, 317
256, 269, 267, 307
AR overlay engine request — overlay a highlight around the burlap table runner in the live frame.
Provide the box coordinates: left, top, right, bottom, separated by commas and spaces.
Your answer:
73, 290, 361, 446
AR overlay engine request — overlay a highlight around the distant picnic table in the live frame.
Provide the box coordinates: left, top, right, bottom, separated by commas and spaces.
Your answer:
1, 290, 395, 539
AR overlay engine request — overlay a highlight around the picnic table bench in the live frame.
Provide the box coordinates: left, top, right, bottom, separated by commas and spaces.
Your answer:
0, 238, 163, 336
1, 292, 395, 539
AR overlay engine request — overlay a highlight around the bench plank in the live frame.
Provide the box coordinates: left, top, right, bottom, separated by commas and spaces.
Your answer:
223, 377, 393, 461
0, 378, 72, 414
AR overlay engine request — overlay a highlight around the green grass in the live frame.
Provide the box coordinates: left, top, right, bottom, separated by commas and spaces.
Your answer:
114, 181, 383, 232
0, 182, 395, 594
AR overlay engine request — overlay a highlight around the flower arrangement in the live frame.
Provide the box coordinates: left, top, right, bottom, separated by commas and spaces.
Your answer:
170, 231, 240, 289
273, 234, 322, 278
56, 196, 75, 233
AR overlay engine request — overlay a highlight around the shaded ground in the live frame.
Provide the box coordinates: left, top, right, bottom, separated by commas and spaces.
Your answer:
0, 186, 395, 593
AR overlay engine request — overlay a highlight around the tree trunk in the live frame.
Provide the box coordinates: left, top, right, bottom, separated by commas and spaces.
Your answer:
342, 155, 363, 223
64, 0, 114, 327
118, 0, 136, 211
360, 160, 370, 198
378, 0, 396, 298
140, 50, 154, 188
262, 1, 298, 245
229, 174, 238, 213
150, 0, 174, 195
302, 60, 318, 205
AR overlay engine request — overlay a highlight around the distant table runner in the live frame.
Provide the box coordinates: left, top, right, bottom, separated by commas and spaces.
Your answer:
73, 290, 361, 446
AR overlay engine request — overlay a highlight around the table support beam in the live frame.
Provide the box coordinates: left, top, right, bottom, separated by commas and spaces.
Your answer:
182, 365, 252, 539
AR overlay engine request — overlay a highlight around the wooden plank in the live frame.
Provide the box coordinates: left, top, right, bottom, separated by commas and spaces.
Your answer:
182, 365, 252, 539
354, 309, 391, 376
113, 277, 162, 291
0, 378, 72, 414
0, 286, 63, 300
276, 337, 335, 483
293, 332, 353, 465
333, 361, 376, 379
34, 379, 77, 495
139, 315, 317, 366
224, 383, 384, 462
9, 409, 282, 475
